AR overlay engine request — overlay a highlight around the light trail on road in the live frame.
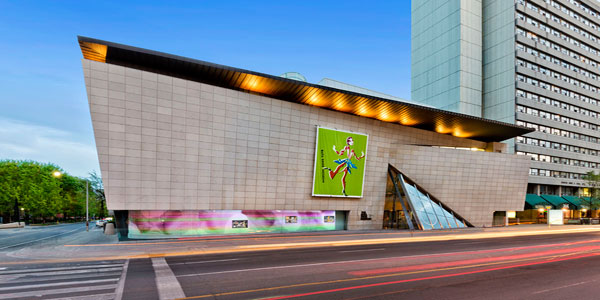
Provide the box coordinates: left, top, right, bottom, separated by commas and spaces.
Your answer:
257, 252, 600, 300
349, 244, 600, 276
63, 226, 600, 248
175, 245, 600, 299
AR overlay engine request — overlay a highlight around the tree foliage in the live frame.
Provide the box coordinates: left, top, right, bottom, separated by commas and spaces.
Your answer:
89, 170, 107, 218
582, 171, 600, 217
0, 160, 106, 223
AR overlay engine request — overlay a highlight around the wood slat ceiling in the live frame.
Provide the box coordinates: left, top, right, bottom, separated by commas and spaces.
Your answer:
78, 36, 533, 142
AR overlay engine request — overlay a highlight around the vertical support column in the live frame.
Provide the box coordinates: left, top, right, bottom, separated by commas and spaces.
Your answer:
558, 186, 562, 197
388, 168, 415, 231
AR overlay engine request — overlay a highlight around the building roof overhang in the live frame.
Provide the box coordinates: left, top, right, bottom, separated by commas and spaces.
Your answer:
78, 36, 533, 143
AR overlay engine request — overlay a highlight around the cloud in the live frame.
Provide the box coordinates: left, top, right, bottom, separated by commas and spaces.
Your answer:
0, 118, 100, 178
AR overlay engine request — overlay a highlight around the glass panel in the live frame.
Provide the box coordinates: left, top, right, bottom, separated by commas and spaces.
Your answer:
422, 194, 442, 229
404, 184, 433, 230
429, 196, 450, 229
397, 174, 468, 231
442, 207, 457, 228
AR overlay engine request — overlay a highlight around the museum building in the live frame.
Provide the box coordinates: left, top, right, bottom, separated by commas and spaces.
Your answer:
79, 36, 533, 239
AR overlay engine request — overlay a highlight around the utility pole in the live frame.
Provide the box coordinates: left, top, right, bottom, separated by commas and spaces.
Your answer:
14, 199, 19, 226
86, 180, 89, 232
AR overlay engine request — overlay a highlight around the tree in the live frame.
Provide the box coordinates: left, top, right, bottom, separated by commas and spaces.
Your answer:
0, 160, 94, 223
0, 161, 63, 222
582, 171, 600, 218
59, 174, 86, 220
89, 171, 107, 218
0, 161, 20, 222
19, 162, 63, 220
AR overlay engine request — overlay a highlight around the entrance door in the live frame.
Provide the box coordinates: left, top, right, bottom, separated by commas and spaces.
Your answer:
335, 211, 347, 230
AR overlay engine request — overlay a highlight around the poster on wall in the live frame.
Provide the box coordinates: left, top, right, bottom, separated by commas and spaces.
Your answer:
312, 127, 368, 197
127, 210, 336, 239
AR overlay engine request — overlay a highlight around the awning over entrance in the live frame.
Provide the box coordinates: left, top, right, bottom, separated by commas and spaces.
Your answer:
525, 194, 590, 210
562, 196, 584, 209
525, 194, 551, 209
562, 196, 594, 210
540, 194, 572, 209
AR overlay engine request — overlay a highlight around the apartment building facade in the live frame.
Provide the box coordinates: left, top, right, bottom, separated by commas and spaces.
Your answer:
412, 0, 600, 196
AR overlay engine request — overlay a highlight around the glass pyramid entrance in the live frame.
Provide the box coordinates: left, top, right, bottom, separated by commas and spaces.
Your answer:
385, 165, 471, 230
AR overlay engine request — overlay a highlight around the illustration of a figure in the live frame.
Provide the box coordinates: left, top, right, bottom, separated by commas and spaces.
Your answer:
323, 136, 365, 196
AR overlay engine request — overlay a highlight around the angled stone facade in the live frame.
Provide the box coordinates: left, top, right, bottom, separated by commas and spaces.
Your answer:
83, 57, 530, 228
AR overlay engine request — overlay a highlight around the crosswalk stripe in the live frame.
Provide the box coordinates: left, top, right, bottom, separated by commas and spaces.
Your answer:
0, 261, 125, 300
0, 271, 121, 284
114, 259, 129, 300
47, 292, 116, 300
0, 284, 117, 299
0, 263, 123, 275
0, 278, 118, 292
0, 267, 123, 279
152, 257, 185, 300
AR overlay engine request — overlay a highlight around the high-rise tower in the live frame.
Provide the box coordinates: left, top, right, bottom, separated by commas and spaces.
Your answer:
412, 0, 600, 196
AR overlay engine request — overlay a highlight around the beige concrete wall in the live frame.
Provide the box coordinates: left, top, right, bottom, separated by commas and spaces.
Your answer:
389, 145, 531, 227
83, 58, 528, 229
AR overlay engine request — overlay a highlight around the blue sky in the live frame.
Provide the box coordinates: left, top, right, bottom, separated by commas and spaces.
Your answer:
0, 0, 411, 178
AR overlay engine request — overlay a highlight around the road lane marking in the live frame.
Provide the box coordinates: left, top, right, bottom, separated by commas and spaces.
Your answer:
176, 260, 376, 277
64, 226, 600, 247
175, 243, 600, 278
169, 258, 239, 265
152, 257, 185, 300
114, 259, 129, 300
175, 250, 600, 299
344, 288, 413, 300
64, 231, 437, 247
258, 252, 600, 300
349, 245, 600, 276
0, 227, 82, 250
0, 223, 81, 242
7, 235, 600, 266
0, 284, 117, 300
532, 278, 599, 294
339, 248, 385, 253
234, 228, 600, 250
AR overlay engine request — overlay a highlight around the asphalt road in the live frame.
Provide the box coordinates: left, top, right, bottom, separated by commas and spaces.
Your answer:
2, 229, 600, 299
162, 231, 600, 300
0, 222, 91, 252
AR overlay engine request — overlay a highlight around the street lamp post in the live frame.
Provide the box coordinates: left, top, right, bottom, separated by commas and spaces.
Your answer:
52, 171, 62, 225
14, 199, 20, 226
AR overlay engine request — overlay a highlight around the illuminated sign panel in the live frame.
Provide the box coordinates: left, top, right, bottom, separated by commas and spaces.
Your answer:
312, 127, 368, 198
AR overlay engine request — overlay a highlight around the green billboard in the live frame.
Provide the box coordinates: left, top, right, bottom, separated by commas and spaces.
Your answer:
312, 127, 368, 197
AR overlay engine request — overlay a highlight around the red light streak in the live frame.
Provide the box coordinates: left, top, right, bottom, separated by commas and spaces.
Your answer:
350, 245, 600, 276
262, 252, 600, 300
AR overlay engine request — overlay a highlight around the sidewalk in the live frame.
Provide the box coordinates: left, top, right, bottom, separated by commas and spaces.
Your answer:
4, 224, 600, 264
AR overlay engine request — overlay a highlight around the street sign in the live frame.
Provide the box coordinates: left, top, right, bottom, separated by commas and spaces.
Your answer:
548, 210, 564, 225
